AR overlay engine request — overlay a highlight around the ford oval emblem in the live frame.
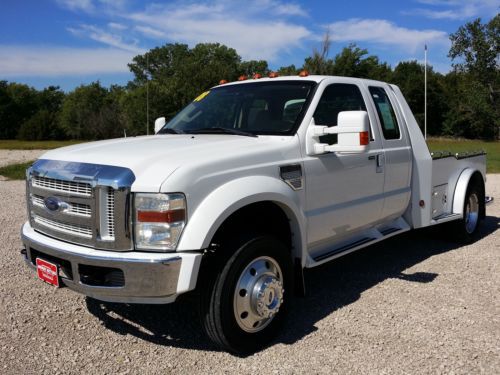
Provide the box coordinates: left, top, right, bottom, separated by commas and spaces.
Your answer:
44, 196, 61, 212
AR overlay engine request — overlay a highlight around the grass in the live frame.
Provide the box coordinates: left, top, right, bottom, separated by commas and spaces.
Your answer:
0, 140, 84, 150
427, 138, 499, 173
0, 160, 34, 180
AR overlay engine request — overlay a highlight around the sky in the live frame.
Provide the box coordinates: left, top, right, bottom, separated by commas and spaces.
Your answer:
0, 0, 498, 91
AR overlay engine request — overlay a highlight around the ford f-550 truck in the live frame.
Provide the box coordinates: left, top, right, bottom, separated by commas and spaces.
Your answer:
21, 74, 488, 354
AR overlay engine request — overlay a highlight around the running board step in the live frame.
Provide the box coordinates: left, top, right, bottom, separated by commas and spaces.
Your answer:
314, 237, 376, 262
310, 217, 411, 265
380, 227, 400, 236
431, 213, 461, 224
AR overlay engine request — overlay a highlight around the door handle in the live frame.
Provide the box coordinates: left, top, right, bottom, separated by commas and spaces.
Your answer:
376, 154, 384, 173
368, 155, 376, 160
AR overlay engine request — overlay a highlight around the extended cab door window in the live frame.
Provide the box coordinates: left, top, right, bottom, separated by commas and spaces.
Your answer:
367, 85, 411, 220
368, 86, 400, 140
313, 83, 370, 145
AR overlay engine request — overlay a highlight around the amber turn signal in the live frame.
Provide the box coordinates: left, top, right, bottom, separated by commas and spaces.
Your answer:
359, 131, 369, 146
137, 210, 186, 223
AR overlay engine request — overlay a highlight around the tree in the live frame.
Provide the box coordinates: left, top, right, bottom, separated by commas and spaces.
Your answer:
302, 36, 393, 81
442, 73, 497, 139
449, 15, 499, 85
18, 110, 64, 140
446, 15, 499, 139
277, 64, 299, 76
331, 44, 392, 81
238, 60, 269, 76
120, 83, 163, 136
59, 82, 125, 140
303, 30, 334, 75
37, 86, 65, 114
0, 82, 38, 139
17, 86, 65, 140
127, 43, 243, 130
392, 61, 448, 135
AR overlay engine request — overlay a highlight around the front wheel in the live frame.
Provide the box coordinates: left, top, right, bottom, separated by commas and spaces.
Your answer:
199, 236, 293, 354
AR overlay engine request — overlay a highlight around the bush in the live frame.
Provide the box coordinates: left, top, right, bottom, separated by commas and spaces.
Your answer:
17, 110, 64, 140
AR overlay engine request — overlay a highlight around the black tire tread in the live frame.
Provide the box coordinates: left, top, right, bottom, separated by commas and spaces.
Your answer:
198, 235, 292, 354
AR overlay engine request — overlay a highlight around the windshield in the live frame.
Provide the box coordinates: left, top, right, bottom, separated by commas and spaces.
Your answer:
158, 81, 317, 136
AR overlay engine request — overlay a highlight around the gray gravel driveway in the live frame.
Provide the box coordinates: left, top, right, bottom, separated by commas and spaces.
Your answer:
0, 150, 45, 168
0, 175, 498, 374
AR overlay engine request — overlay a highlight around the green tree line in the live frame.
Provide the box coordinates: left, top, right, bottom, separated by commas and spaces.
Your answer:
0, 16, 498, 141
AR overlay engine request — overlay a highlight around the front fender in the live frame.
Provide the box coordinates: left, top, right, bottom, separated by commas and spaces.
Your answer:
176, 176, 306, 261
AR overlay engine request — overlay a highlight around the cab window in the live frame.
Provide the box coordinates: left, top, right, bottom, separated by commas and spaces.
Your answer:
369, 86, 400, 140
313, 84, 368, 145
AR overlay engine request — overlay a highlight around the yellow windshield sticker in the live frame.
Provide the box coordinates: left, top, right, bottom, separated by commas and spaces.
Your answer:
194, 91, 210, 102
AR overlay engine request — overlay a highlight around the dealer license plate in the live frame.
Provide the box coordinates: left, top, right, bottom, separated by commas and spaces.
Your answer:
36, 258, 60, 287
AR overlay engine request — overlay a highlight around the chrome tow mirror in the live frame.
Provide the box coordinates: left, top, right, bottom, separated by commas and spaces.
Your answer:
306, 111, 370, 155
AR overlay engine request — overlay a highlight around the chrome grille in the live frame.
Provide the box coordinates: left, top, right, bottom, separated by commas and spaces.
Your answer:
32, 176, 92, 196
106, 188, 115, 238
34, 215, 92, 238
28, 159, 135, 251
32, 195, 91, 217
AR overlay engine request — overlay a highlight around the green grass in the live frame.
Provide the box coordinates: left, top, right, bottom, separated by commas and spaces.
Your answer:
427, 138, 500, 173
0, 140, 84, 150
0, 160, 34, 180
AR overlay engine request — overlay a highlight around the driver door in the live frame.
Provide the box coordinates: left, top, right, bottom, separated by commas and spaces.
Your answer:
303, 81, 385, 253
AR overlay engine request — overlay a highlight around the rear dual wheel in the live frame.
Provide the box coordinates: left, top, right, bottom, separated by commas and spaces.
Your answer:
199, 236, 292, 354
454, 181, 484, 243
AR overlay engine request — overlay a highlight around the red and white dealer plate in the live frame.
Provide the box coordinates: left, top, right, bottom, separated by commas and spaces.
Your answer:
36, 258, 60, 287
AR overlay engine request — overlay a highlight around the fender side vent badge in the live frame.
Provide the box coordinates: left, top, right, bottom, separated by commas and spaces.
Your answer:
280, 164, 303, 190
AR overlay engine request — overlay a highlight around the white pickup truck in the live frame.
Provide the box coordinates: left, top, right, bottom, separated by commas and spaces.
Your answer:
22, 74, 488, 354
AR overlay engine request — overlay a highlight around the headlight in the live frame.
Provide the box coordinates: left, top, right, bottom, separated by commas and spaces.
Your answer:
134, 193, 186, 251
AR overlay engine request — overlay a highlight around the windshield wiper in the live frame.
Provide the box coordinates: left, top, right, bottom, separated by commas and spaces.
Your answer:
186, 127, 257, 137
158, 128, 185, 134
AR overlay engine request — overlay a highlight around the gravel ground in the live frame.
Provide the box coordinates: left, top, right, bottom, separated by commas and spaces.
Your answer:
0, 175, 498, 374
0, 150, 45, 168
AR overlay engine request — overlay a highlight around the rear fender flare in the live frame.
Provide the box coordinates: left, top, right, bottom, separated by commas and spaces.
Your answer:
452, 168, 485, 216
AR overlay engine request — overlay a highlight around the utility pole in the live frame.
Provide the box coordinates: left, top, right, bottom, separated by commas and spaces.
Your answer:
146, 52, 149, 136
424, 44, 427, 140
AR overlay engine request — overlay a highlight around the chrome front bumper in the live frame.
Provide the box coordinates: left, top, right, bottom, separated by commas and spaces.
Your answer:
21, 222, 202, 304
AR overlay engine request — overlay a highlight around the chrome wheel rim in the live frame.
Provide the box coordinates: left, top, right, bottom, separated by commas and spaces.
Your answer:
233, 256, 284, 333
465, 193, 479, 234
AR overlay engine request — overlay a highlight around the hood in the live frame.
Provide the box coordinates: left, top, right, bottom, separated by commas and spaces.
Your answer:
40, 134, 296, 192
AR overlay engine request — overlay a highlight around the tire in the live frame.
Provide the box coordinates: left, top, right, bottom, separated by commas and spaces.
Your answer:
454, 181, 484, 243
199, 235, 293, 354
